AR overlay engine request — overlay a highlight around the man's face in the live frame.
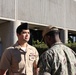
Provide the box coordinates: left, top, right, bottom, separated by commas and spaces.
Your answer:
17, 29, 30, 42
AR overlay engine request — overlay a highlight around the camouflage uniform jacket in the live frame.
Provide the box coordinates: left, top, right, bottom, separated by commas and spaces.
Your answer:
38, 42, 76, 75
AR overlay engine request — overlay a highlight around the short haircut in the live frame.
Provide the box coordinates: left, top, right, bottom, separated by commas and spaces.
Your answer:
16, 23, 29, 34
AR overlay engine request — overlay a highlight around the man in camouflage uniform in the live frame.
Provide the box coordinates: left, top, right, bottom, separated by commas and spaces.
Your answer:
37, 26, 76, 75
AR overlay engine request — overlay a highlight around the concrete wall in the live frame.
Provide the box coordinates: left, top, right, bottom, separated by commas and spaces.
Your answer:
18, 0, 65, 28
0, 21, 21, 56
0, 22, 14, 52
0, 0, 15, 19
0, 0, 76, 30
65, 0, 76, 30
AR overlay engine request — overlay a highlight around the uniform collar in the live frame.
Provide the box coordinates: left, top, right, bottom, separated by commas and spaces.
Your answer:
51, 41, 62, 47
54, 42, 62, 45
13, 41, 31, 50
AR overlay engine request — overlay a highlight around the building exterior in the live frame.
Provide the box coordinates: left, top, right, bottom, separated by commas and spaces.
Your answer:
0, 0, 76, 56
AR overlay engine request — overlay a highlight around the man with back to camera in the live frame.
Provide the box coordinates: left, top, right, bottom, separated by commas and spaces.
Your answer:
37, 26, 76, 75
0, 23, 39, 75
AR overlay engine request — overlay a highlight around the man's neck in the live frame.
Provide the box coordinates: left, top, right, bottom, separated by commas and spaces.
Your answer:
18, 41, 28, 47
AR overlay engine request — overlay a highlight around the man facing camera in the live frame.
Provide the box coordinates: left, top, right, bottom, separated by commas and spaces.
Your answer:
0, 23, 39, 75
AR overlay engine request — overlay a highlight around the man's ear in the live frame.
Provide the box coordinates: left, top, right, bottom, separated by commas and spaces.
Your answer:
17, 33, 20, 37
47, 35, 50, 39
47, 35, 53, 42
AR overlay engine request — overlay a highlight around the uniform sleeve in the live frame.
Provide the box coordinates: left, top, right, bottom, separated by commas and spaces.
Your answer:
33, 47, 39, 69
35, 48, 39, 65
33, 48, 39, 75
0, 49, 11, 70
38, 51, 54, 75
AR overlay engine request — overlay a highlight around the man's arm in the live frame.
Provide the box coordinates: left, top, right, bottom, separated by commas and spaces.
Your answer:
37, 52, 53, 75
33, 60, 39, 75
0, 49, 11, 75
33, 48, 39, 75
37, 68, 51, 75
42, 72, 51, 75
0, 69, 7, 75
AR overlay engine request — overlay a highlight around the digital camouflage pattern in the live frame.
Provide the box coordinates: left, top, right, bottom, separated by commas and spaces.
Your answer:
38, 42, 76, 75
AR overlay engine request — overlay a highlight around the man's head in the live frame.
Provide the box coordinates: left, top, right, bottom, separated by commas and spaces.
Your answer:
16, 23, 30, 43
42, 26, 60, 47
16, 23, 29, 34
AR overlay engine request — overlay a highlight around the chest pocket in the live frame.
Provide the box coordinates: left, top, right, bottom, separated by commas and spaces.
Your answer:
29, 53, 36, 61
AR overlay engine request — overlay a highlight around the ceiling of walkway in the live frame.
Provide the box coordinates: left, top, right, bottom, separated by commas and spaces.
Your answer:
0, 19, 46, 30
0, 19, 7, 24
1, 19, 76, 36
29, 24, 46, 30
69, 30, 76, 36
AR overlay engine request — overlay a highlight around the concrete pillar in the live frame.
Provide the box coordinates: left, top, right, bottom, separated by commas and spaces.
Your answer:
10, 20, 21, 44
60, 29, 68, 43
75, 37, 76, 42
60, 29, 64, 43
64, 29, 68, 43
0, 37, 2, 57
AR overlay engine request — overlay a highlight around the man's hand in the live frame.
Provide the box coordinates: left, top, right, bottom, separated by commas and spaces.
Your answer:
0, 69, 7, 75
